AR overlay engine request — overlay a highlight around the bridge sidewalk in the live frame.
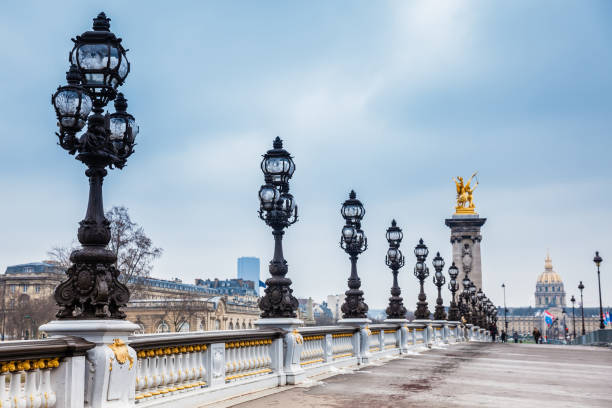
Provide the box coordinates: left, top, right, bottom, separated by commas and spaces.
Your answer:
206, 343, 612, 408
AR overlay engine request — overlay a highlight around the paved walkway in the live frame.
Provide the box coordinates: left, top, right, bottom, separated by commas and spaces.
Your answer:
223, 343, 612, 408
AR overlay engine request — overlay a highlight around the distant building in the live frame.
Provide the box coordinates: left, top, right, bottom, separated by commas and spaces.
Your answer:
498, 252, 603, 340
326, 294, 344, 320
194, 278, 257, 299
2, 261, 64, 304
535, 252, 566, 308
237, 257, 260, 294
2, 261, 259, 336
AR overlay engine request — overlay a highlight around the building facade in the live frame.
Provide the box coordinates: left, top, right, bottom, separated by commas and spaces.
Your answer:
2, 262, 260, 337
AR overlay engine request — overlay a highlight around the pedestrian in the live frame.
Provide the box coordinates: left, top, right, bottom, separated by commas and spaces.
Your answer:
490, 324, 498, 342
501, 330, 507, 343
513, 331, 519, 343
532, 327, 541, 344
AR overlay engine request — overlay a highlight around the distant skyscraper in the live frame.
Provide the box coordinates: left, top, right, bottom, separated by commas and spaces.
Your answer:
237, 257, 260, 295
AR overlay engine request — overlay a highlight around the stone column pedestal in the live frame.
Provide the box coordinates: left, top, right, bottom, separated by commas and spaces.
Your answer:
412, 319, 433, 348
39, 319, 139, 408
338, 318, 371, 364
255, 318, 305, 384
384, 319, 409, 352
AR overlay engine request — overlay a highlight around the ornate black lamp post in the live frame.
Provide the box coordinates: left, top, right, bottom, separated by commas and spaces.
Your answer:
476, 289, 485, 327
257, 137, 299, 318
51, 12, 136, 319
339, 191, 368, 319
593, 252, 605, 329
502, 283, 509, 333
413, 239, 431, 320
432, 252, 446, 320
385, 220, 406, 319
460, 274, 472, 323
447, 262, 460, 321
578, 281, 585, 335
469, 283, 478, 325
570, 295, 576, 339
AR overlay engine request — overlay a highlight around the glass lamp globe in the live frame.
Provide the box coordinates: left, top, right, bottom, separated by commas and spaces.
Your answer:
108, 93, 137, 145
278, 193, 295, 213
258, 184, 278, 211
388, 248, 402, 263
52, 65, 92, 132
342, 225, 355, 242
69, 12, 129, 98
432, 252, 444, 270
385, 219, 403, 245
448, 262, 459, 279
414, 239, 428, 258
260, 137, 295, 186
341, 190, 365, 221
354, 229, 365, 245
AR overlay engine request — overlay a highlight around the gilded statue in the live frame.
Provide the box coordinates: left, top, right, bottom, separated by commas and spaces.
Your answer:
453, 172, 478, 214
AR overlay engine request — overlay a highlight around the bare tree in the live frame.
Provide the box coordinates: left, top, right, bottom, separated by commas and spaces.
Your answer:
48, 206, 163, 296
5, 294, 57, 339
46, 242, 78, 270
106, 206, 163, 296
163, 293, 207, 332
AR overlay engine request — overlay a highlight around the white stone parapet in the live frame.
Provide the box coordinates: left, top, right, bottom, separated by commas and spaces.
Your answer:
0, 320, 490, 408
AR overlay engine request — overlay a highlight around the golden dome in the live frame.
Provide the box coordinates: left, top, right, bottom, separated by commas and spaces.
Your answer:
537, 252, 563, 284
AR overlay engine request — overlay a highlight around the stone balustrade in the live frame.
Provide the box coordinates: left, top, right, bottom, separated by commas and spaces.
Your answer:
0, 336, 94, 408
0, 322, 489, 408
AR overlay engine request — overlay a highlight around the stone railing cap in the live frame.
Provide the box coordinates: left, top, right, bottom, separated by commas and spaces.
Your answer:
129, 328, 283, 349
0, 336, 95, 361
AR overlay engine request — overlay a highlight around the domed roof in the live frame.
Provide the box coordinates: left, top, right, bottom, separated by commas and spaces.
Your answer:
537, 252, 563, 284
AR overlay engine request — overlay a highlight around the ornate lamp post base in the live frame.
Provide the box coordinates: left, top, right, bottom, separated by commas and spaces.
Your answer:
40, 319, 139, 407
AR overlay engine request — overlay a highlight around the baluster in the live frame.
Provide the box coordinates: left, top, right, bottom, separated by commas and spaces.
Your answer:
225, 343, 233, 378
196, 345, 206, 385
10, 361, 26, 408
265, 339, 272, 368
180, 347, 190, 388
24, 360, 41, 408
0, 363, 9, 408
185, 346, 195, 384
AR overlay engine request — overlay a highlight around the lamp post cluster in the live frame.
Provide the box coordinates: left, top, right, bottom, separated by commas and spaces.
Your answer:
49, 13, 499, 331
456, 272, 496, 330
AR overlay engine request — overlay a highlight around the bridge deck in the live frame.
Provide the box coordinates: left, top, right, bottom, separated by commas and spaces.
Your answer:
216, 343, 612, 408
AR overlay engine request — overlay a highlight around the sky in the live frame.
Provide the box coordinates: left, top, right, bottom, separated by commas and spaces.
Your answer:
0, 1, 611, 310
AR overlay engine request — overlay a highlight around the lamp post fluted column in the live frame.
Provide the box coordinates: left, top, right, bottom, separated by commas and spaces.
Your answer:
432, 252, 447, 321
257, 137, 299, 319
578, 281, 585, 335
413, 239, 431, 320
385, 220, 406, 320
593, 252, 605, 329
339, 191, 368, 319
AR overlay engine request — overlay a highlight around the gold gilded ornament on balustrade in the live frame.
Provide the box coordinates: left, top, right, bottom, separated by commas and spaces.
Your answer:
107, 338, 134, 370
453, 171, 479, 214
